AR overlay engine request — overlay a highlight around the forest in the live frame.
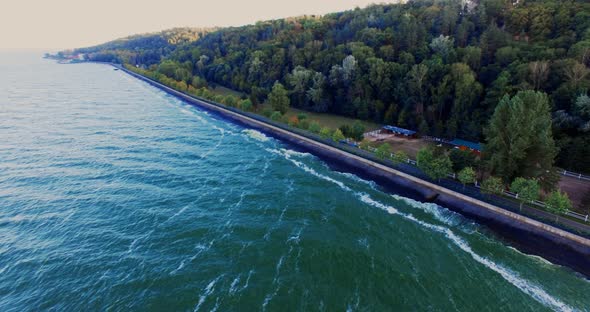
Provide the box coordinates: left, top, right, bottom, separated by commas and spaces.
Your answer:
69, 0, 590, 174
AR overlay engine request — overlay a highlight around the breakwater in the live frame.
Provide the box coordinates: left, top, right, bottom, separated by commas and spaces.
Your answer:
116, 65, 590, 275
4, 55, 590, 310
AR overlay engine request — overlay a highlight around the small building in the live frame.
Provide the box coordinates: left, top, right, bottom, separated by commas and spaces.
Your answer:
449, 139, 482, 155
382, 125, 417, 138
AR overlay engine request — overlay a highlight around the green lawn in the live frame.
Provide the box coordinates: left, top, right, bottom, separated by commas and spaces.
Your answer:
284, 107, 381, 131
210, 85, 245, 98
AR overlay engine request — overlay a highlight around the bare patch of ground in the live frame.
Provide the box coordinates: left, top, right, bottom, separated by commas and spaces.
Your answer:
558, 176, 590, 214
366, 133, 432, 158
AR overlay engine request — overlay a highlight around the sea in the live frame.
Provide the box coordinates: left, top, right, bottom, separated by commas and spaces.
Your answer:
0, 52, 589, 311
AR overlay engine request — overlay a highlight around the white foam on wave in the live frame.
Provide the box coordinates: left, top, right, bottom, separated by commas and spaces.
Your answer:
194, 275, 223, 312
241, 269, 254, 292
337, 171, 378, 189
507, 246, 556, 266
391, 194, 462, 227
287, 225, 305, 244
170, 243, 212, 275
274, 149, 350, 192
229, 275, 241, 295
266, 148, 311, 158
360, 195, 574, 312
277, 149, 576, 312
242, 129, 270, 142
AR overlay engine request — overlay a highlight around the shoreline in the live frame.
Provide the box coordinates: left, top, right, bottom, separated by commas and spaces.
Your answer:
113, 64, 590, 277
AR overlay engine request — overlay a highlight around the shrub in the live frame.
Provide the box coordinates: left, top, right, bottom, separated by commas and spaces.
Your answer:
225, 95, 238, 107
299, 119, 310, 130
458, 167, 476, 189
416, 148, 452, 181
351, 120, 366, 141
240, 99, 253, 111
392, 150, 408, 164
309, 121, 321, 134
270, 111, 282, 121
332, 129, 345, 142
359, 139, 371, 151
545, 190, 572, 216
510, 178, 540, 209
339, 124, 352, 138
262, 108, 273, 118
288, 116, 299, 127
375, 143, 392, 160
320, 127, 333, 140
481, 176, 504, 196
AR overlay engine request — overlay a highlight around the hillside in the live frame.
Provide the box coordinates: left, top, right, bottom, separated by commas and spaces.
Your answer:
67, 0, 590, 173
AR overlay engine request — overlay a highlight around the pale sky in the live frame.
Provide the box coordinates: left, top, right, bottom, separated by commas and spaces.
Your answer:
0, 0, 399, 50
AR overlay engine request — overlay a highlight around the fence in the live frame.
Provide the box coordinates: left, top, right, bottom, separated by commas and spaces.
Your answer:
118, 65, 590, 237
370, 146, 590, 224
422, 137, 590, 183
560, 169, 590, 181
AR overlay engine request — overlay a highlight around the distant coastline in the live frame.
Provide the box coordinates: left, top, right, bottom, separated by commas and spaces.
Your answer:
108, 62, 590, 276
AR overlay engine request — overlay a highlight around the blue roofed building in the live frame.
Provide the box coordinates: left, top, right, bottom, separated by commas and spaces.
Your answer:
448, 139, 482, 154
382, 125, 417, 137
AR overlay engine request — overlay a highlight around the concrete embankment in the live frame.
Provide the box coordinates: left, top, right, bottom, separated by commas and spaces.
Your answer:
115, 65, 590, 275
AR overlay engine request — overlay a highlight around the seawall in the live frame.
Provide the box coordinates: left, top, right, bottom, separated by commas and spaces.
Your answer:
115, 65, 590, 276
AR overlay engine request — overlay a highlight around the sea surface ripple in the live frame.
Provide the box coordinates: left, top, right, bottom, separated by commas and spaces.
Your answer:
0, 53, 589, 311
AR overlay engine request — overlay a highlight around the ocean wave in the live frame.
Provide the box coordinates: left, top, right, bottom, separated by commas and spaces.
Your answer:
194, 275, 223, 311
229, 275, 241, 295
281, 151, 575, 312
266, 148, 310, 158
507, 246, 557, 267
0, 212, 66, 225
336, 171, 378, 189
360, 194, 574, 312
242, 129, 270, 142
391, 194, 462, 227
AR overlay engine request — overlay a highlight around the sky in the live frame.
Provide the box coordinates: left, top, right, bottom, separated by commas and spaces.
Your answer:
0, 0, 399, 50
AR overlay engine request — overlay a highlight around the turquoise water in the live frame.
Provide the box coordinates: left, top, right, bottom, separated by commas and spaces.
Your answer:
0, 53, 589, 311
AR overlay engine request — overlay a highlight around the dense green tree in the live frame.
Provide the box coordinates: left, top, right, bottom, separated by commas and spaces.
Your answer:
72, 0, 590, 172
449, 149, 478, 172
319, 127, 332, 140
239, 99, 253, 111
458, 167, 476, 190
485, 91, 558, 183
270, 111, 282, 121
416, 148, 453, 182
481, 176, 504, 197
510, 177, 541, 209
332, 129, 345, 142
309, 121, 321, 134
545, 190, 572, 216
268, 81, 290, 114
351, 120, 366, 141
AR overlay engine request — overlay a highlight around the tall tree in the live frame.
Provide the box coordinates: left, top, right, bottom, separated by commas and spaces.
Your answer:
485, 91, 558, 183
268, 81, 290, 114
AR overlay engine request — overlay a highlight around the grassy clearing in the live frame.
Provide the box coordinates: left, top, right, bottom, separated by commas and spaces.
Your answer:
209, 85, 245, 98
284, 107, 381, 131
